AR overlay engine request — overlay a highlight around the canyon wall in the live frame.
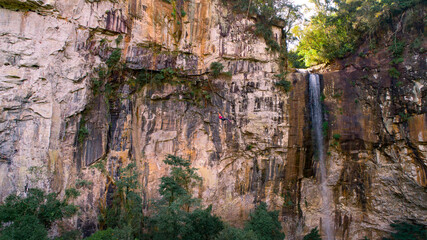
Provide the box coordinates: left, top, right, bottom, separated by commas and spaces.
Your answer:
0, 0, 425, 239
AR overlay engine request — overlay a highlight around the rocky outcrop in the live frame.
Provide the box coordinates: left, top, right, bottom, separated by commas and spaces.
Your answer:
303, 9, 427, 238
0, 0, 425, 239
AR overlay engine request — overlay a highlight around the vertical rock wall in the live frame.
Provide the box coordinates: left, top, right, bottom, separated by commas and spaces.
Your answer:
0, 0, 425, 239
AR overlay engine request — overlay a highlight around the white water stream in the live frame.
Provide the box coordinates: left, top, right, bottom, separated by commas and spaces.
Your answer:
309, 74, 334, 240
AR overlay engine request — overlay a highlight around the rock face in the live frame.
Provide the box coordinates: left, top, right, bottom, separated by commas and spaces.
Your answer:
0, 0, 425, 239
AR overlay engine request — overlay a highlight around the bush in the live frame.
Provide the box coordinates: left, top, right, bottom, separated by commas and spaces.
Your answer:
389, 41, 405, 58
389, 67, 400, 78
274, 73, 291, 92
332, 133, 341, 141
78, 123, 89, 144
275, 80, 291, 92
106, 49, 121, 68
210, 62, 225, 78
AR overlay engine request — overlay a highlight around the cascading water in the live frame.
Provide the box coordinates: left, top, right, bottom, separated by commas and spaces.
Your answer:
309, 74, 334, 240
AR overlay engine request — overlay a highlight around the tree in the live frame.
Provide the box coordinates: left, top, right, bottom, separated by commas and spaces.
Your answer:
0, 188, 78, 240
245, 202, 285, 240
215, 226, 258, 240
296, 0, 423, 66
181, 206, 224, 240
382, 221, 426, 240
149, 155, 205, 240
303, 227, 321, 240
98, 163, 144, 239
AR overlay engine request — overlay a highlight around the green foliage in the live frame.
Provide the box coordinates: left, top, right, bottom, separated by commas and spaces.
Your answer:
100, 163, 144, 239
382, 221, 426, 240
92, 79, 103, 95
246, 144, 253, 151
210, 62, 225, 78
274, 73, 291, 92
275, 80, 291, 92
303, 227, 321, 240
389, 67, 400, 78
0, 215, 48, 240
389, 41, 406, 58
84, 227, 133, 240
115, 35, 123, 46
244, 202, 285, 240
78, 120, 89, 144
106, 49, 121, 68
390, 58, 404, 65
55, 230, 81, 240
221, 0, 283, 52
65, 188, 81, 200
322, 121, 329, 136
159, 155, 202, 205
411, 37, 424, 52
0, 188, 78, 240
332, 91, 342, 99
288, 50, 307, 69
147, 155, 205, 240
181, 206, 224, 240
98, 67, 107, 79
215, 226, 258, 240
76, 179, 93, 188
333, 133, 341, 141
399, 112, 410, 122
296, 0, 422, 66
320, 93, 326, 102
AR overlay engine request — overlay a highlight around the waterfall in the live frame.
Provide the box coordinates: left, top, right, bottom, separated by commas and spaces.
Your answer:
309, 74, 334, 240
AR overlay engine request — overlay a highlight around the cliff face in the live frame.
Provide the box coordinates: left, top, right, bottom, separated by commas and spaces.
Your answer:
0, 0, 425, 239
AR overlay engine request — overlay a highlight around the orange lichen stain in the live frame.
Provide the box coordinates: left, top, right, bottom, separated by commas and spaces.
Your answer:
416, 166, 427, 187
408, 113, 427, 143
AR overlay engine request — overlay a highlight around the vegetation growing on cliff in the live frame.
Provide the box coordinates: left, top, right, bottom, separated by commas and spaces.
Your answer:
294, 0, 424, 66
0, 188, 79, 240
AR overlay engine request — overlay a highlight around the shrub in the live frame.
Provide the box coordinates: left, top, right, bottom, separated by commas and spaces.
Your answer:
274, 73, 291, 92
210, 62, 225, 78
389, 67, 400, 78
333, 133, 341, 141
78, 124, 89, 144
275, 80, 291, 92
389, 41, 405, 58
106, 49, 121, 68
115, 35, 123, 46
322, 121, 329, 136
